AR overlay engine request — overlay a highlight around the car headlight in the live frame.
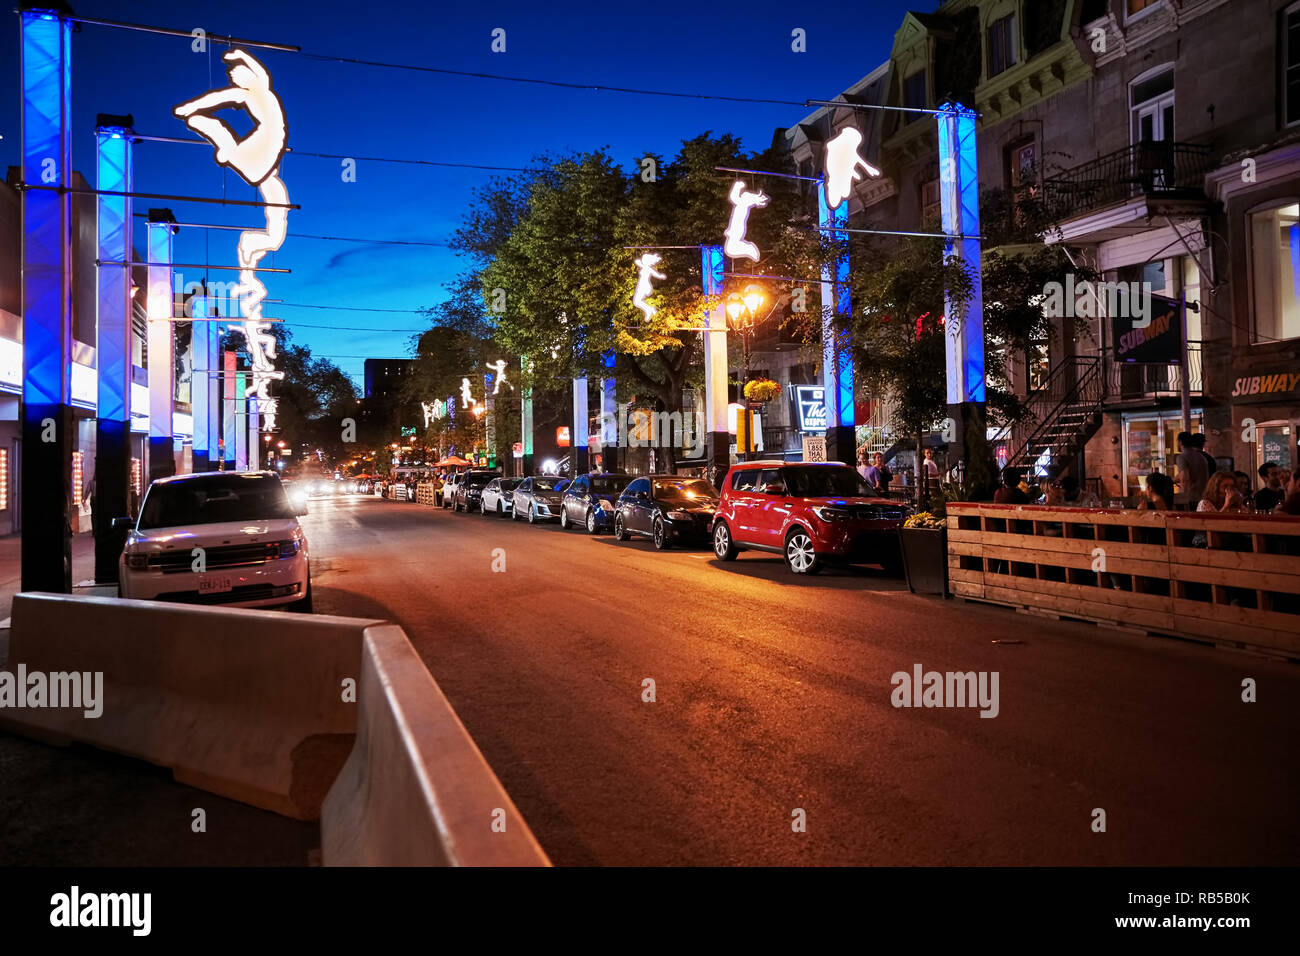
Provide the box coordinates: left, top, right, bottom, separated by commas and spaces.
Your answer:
813, 506, 851, 521
667, 510, 692, 521
277, 537, 302, 558
124, 550, 148, 570
599, 499, 613, 511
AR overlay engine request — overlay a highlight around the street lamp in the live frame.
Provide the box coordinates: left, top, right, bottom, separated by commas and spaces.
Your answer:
727, 284, 766, 461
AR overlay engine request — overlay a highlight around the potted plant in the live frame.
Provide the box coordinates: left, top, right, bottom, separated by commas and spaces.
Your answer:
899, 498, 951, 597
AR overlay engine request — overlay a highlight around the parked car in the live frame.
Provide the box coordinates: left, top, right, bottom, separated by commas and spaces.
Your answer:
117, 471, 312, 611
512, 476, 567, 523
453, 470, 499, 512
441, 471, 462, 509
711, 460, 908, 575
559, 472, 631, 533
480, 476, 522, 516
612, 475, 719, 549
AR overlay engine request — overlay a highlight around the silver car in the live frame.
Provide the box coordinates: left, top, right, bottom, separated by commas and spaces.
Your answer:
512, 476, 567, 524
480, 477, 522, 516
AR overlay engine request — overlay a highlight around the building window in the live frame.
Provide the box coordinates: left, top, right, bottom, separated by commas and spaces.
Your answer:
1250, 203, 1300, 342
1131, 67, 1174, 146
1126, 0, 1161, 19
987, 14, 1017, 78
1286, 2, 1300, 127
1009, 140, 1037, 189
903, 70, 927, 125
920, 176, 941, 224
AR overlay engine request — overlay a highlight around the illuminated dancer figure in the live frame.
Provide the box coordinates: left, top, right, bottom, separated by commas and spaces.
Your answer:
632, 253, 666, 322
822, 127, 880, 212
174, 49, 289, 431
724, 181, 769, 262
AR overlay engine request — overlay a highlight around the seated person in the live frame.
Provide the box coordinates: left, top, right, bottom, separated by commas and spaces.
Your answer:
1198, 471, 1246, 513
1137, 472, 1175, 511
994, 468, 1030, 504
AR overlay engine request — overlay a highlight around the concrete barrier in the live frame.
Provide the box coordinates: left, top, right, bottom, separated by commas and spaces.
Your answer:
1, 593, 373, 820
321, 625, 551, 866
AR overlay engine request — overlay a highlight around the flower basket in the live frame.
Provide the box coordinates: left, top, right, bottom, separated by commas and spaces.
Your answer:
743, 378, 782, 404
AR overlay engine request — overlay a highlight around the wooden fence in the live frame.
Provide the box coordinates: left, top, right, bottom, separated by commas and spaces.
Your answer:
946, 503, 1300, 658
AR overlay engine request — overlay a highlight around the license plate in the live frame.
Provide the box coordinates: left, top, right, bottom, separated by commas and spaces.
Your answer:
198, 576, 233, 595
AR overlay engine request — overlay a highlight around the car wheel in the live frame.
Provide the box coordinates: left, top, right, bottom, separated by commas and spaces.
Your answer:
713, 521, 738, 561
511, 502, 520, 521
586, 509, 598, 534
784, 528, 822, 575
613, 513, 628, 541
560, 507, 570, 530
480, 500, 488, 515
498, 503, 505, 517
528, 504, 538, 525
652, 516, 671, 550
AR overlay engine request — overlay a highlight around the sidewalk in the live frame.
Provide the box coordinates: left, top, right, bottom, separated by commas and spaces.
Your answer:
0, 531, 105, 628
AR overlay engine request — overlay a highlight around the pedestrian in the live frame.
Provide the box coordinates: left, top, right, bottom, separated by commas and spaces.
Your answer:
1175, 431, 1209, 508
1255, 462, 1286, 512
1137, 472, 1175, 511
1198, 470, 1245, 513
863, 452, 892, 496
994, 468, 1029, 504
1060, 475, 1101, 508
856, 448, 870, 482
922, 446, 940, 501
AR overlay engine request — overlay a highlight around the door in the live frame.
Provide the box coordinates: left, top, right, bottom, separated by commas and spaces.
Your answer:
623, 479, 651, 532
727, 468, 762, 543
752, 468, 790, 548
566, 476, 587, 521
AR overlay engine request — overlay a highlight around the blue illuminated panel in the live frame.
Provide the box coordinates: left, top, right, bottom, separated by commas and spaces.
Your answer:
96, 128, 132, 421
817, 181, 854, 428
937, 103, 986, 404
22, 11, 73, 407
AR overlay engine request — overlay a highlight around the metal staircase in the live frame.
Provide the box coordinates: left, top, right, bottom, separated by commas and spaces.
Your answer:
993, 356, 1104, 477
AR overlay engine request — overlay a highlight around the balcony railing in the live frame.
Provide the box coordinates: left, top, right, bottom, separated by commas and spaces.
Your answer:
1028, 142, 1213, 223
1107, 340, 1203, 399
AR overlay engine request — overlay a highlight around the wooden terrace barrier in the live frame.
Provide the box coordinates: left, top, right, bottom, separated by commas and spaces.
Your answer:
946, 503, 1300, 658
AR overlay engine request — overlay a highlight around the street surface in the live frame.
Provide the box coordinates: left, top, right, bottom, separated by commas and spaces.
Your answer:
304, 494, 1299, 866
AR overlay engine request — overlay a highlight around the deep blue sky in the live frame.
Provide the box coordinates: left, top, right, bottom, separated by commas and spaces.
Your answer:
1, 0, 918, 387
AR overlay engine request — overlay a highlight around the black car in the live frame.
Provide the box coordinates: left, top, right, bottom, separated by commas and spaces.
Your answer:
453, 470, 499, 513
613, 475, 720, 550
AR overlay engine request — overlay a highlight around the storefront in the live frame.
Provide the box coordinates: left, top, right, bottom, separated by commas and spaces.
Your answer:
1229, 368, 1299, 476
1121, 407, 1205, 496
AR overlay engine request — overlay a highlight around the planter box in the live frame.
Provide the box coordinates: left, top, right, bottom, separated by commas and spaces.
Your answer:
900, 526, 949, 597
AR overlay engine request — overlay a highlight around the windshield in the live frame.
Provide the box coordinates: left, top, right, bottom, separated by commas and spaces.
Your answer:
532, 478, 562, 491
139, 475, 295, 529
784, 466, 875, 498
653, 478, 717, 500
464, 473, 494, 488
498, 478, 522, 491
591, 476, 631, 495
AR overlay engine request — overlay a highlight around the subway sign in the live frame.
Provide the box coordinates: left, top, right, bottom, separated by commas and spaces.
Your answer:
794, 385, 827, 432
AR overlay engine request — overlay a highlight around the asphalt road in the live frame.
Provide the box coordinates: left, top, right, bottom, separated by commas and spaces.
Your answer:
303, 494, 1300, 866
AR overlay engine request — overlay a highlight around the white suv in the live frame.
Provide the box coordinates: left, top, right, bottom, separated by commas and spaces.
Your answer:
118, 471, 312, 611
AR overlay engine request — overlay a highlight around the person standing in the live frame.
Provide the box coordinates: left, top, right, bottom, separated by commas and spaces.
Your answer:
864, 452, 893, 496
922, 447, 940, 500
1175, 431, 1209, 509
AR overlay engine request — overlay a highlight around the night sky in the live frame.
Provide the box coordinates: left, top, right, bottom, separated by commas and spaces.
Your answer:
1, 0, 911, 388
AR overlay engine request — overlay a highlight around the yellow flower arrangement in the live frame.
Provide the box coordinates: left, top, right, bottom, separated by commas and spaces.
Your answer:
743, 378, 782, 403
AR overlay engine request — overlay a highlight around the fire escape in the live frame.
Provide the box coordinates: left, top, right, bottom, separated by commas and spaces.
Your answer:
992, 357, 1104, 476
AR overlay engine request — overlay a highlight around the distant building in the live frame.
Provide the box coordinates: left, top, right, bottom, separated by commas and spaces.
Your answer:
363, 358, 415, 400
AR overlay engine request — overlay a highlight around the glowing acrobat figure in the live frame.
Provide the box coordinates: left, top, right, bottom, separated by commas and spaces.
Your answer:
486, 360, 512, 395
460, 377, 478, 410
723, 182, 769, 262
174, 49, 290, 432
823, 127, 881, 211
631, 253, 666, 322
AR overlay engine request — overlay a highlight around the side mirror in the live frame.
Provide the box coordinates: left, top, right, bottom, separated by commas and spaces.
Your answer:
111, 516, 134, 532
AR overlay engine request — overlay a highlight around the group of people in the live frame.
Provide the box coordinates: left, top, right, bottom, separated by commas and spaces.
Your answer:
855, 447, 941, 498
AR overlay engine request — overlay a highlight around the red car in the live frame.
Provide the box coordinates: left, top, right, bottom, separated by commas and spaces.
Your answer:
711, 460, 909, 575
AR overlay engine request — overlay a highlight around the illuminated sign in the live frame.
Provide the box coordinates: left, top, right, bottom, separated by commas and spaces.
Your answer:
823, 127, 880, 212
724, 181, 769, 262
175, 49, 289, 432
794, 385, 827, 432
421, 399, 447, 426
632, 253, 665, 322
556, 426, 571, 447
